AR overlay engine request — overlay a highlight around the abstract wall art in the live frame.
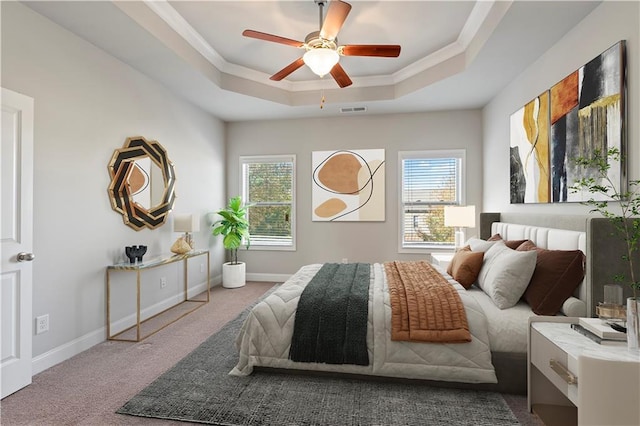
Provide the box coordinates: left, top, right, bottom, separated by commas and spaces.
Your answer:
509, 40, 626, 204
312, 149, 385, 221
510, 91, 550, 204
552, 41, 625, 202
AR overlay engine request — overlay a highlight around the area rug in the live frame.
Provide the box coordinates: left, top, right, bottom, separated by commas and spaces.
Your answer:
118, 294, 522, 425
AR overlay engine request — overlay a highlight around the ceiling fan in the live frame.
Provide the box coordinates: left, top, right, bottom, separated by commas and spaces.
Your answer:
242, 0, 401, 88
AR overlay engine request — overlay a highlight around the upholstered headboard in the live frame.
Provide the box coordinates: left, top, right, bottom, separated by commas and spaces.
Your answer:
480, 213, 636, 317
489, 221, 588, 312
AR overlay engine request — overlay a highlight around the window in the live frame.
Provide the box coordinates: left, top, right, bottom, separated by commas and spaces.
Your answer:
240, 155, 296, 250
399, 150, 465, 251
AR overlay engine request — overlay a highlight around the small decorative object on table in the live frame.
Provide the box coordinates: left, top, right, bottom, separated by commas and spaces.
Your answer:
170, 237, 191, 255
597, 283, 626, 323
125, 245, 147, 263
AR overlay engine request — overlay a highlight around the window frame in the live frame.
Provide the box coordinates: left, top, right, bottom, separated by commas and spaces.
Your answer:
397, 149, 466, 253
240, 154, 296, 251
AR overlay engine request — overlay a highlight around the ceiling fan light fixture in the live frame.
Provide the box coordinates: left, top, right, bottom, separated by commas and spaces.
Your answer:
303, 48, 339, 77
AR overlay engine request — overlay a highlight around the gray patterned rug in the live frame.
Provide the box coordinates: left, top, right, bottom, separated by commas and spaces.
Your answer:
118, 295, 522, 425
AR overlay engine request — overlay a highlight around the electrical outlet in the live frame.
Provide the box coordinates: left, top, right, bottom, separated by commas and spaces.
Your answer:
342, 258, 348, 264
200, 263, 205, 273
160, 277, 167, 288
36, 314, 49, 334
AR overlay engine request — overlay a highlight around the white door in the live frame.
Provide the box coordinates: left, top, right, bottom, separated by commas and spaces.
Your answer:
1, 88, 34, 399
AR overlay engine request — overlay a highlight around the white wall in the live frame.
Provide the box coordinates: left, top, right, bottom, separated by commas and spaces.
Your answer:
1, 2, 226, 371
226, 110, 483, 276
483, 1, 639, 213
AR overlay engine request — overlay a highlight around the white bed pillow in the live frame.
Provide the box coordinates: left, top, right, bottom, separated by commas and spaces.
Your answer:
561, 296, 587, 317
476, 240, 537, 309
467, 237, 497, 252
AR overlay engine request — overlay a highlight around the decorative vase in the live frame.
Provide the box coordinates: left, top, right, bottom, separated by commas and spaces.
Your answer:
125, 245, 147, 263
170, 237, 191, 254
222, 262, 246, 289
628, 297, 640, 350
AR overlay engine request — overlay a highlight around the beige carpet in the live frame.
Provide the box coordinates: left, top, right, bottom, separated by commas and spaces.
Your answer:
0, 282, 276, 425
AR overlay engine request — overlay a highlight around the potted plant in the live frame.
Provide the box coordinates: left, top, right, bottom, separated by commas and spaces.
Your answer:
211, 196, 251, 288
571, 147, 639, 349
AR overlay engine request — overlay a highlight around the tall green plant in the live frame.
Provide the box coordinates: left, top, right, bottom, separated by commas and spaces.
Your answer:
211, 196, 250, 265
571, 147, 640, 302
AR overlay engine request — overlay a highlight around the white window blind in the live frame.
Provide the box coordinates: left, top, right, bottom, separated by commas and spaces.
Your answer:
241, 155, 296, 249
399, 150, 464, 249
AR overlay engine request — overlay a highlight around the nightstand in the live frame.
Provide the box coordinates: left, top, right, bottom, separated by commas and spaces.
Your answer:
431, 252, 455, 270
528, 317, 640, 426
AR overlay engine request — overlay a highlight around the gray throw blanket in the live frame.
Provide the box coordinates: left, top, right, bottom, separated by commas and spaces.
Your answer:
289, 263, 370, 366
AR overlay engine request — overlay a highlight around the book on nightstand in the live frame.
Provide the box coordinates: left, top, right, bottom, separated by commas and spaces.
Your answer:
578, 317, 627, 340
571, 323, 627, 345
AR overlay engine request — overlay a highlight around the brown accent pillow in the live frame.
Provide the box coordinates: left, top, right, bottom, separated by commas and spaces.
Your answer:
488, 233, 529, 250
447, 246, 484, 289
446, 245, 470, 275
517, 242, 585, 315
517, 240, 536, 251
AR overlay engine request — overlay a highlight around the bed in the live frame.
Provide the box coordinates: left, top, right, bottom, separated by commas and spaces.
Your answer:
231, 213, 598, 394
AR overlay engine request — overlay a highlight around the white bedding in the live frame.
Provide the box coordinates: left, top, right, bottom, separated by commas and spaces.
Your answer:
231, 263, 497, 384
466, 287, 534, 353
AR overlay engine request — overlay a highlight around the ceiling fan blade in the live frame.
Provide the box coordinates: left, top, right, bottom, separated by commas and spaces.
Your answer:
270, 58, 306, 81
330, 63, 353, 88
242, 29, 304, 48
341, 44, 401, 57
320, 0, 352, 41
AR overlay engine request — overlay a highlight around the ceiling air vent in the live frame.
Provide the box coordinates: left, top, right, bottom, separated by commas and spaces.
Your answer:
340, 106, 367, 114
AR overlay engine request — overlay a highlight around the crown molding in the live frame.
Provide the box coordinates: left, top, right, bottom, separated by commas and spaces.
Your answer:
143, 0, 511, 94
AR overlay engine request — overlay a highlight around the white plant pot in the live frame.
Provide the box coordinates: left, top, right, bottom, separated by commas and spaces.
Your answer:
222, 262, 246, 288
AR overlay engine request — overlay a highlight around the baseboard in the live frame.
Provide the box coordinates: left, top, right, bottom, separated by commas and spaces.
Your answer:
32, 279, 212, 375
32, 327, 105, 375
31, 274, 275, 375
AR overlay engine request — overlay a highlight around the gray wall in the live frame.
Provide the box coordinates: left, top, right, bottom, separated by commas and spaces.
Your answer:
482, 1, 640, 214
226, 110, 483, 276
2, 3, 226, 370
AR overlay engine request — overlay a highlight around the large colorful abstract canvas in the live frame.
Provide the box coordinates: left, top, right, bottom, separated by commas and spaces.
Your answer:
312, 149, 385, 221
510, 41, 626, 204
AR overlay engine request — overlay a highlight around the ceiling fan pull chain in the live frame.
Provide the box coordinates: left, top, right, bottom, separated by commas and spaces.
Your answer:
320, 89, 326, 109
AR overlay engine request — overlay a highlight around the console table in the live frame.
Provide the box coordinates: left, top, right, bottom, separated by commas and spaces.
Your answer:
528, 317, 640, 426
106, 250, 210, 342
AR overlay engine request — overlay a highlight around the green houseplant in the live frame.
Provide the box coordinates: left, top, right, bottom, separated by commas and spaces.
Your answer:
211, 196, 251, 288
571, 147, 639, 349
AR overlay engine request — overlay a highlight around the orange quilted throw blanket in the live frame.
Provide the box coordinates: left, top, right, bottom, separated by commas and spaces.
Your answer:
384, 261, 471, 343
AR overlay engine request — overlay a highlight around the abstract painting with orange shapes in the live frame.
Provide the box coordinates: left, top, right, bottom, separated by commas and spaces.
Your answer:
312, 149, 385, 221
510, 40, 626, 204
551, 41, 625, 202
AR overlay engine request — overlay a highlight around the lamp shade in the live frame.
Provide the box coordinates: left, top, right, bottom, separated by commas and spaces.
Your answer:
303, 48, 339, 77
444, 206, 476, 228
173, 214, 200, 233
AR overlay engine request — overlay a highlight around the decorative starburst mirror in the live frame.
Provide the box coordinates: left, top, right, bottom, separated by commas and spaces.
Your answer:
107, 136, 176, 230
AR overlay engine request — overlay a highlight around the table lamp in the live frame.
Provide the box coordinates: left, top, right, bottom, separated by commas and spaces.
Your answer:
173, 214, 200, 249
444, 205, 476, 250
